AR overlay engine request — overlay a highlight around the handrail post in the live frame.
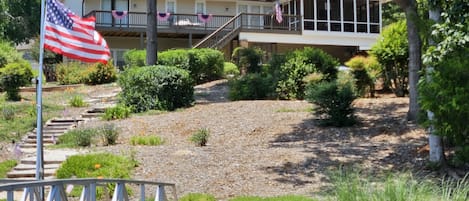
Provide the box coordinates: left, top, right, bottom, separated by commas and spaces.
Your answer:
139, 184, 145, 201
155, 185, 165, 201
7, 190, 13, 201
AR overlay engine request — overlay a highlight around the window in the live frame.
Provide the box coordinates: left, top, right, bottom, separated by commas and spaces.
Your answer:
195, 1, 205, 14
166, 0, 176, 13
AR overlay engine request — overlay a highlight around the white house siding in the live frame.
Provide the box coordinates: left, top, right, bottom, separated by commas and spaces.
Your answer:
206, 1, 236, 16
64, 0, 83, 16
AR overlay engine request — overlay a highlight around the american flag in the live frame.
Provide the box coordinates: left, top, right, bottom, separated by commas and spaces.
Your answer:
44, 0, 110, 64
275, 1, 283, 23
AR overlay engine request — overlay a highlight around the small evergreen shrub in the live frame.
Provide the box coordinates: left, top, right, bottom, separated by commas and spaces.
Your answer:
190, 128, 210, 146
55, 62, 87, 85
118, 65, 194, 112
223, 62, 240, 78
69, 95, 87, 107
130, 135, 163, 146
0, 61, 34, 101
100, 123, 119, 146
306, 81, 356, 127
232, 47, 265, 74
179, 193, 216, 201
83, 61, 117, 85
228, 73, 275, 100
1, 105, 15, 120
0, 40, 22, 68
102, 105, 131, 120
60, 128, 97, 147
123, 49, 146, 68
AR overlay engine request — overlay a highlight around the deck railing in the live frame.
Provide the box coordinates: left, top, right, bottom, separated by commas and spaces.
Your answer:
0, 178, 177, 201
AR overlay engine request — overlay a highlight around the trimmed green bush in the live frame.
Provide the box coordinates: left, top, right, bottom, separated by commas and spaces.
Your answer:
345, 56, 381, 97
83, 61, 117, 85
190, 128, 210, 146
179, 193, 216, 201
130, 135, 163, 146
102, 105, 131, 120
306, 81, 356, 127
118, 65, 194, 112
223, 62, 240, 77
55, 62, 87, 85
273, 47, 339, 100
158, 48, 224, 84
123, 49, 146, 68
232, 47, 264, 74
228, 73, 275, 100
0, 61, 34, 101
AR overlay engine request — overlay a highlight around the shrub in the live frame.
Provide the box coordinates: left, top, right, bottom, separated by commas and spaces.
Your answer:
232, 47, 264, 74
123, 49, 146, 68
0, 40, 22, 68
158, 48, 224, 84
100, 123, 119, 146
274, 47, 339, 100
55, 62, 87, 85
306, 81, 356, 127
228, 73, 275, 100
59, 128, 97, 147
56, 153, 136, 199
0, 160, 17, 178
102, 105, 131, 120
118, 65, 194, 112
189, 128, 210, 146
345, 56, 381, 97
179, 193, 216, 201
0, 61, 34, 101
223, 62, 240, 77
420, 47, 469, 164
188, 48, 224, 83
1, 105, 15, 120
371, 20, 408, 97
69, 95, 88, 107
130, 135, 163, 146
83, 61, 117, 85
229, 195, 316, 201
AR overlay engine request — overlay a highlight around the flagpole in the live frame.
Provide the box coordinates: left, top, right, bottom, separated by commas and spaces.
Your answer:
36, 0, 46, 183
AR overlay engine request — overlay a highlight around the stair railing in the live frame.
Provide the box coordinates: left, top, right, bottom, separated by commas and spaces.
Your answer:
193, 12, 243, 49
0, 178, 177, 201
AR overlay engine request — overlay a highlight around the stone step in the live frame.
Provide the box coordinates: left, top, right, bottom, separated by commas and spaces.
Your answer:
49, 118, 85, 123
24, 138, 57, 144
14, 163, 61, 171
43, 125, 74, 130
7, 168, 57, 178
32, 130, 68, 135
44, 122, 76, 126
26, 133, 63, 139
19, 143, 54, 149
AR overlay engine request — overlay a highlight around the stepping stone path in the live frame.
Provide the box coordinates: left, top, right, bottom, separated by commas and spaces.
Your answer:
6, 88, 120, 180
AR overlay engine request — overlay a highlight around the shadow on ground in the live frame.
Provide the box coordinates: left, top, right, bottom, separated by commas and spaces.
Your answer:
263, 99, 428, 188
194, 80, 229, 104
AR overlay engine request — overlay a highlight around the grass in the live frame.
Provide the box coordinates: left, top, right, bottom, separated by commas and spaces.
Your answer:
179, 193, 216, 201
275, 107, 313, 113
0, 86, 86, 142
130, 135, 164, 146
229, 195, 316, 201
0, 160, 17, 178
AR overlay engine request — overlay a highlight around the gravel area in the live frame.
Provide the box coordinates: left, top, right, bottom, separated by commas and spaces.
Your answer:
81, 80, 428, 200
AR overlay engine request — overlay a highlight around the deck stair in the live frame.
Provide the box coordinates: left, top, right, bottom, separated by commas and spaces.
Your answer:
193, 13, 242, 49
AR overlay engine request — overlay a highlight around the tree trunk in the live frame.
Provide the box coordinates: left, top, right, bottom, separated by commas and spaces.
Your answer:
146, 0, 157, 65
427, 7, 445, 165
394, 0, 421, 121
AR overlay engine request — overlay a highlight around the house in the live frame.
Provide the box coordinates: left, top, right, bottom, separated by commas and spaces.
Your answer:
64, 0, 382, 66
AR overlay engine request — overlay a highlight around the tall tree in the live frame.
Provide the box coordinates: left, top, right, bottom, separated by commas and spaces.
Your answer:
146, 0, 157, 65
393, 0, 421, 121
0, 0, 40, 44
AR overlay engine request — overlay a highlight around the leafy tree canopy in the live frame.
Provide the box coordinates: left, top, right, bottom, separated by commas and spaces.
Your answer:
0, 0, 41, 44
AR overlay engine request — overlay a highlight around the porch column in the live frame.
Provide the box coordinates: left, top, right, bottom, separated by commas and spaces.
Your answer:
327, 0, 330, 31
353, 0, 357, 32
314, 0, 317, 30
300, 0, 304, 31
379, 0, 382, 32
340, 0, 344, 32
366, 0, 370, 33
